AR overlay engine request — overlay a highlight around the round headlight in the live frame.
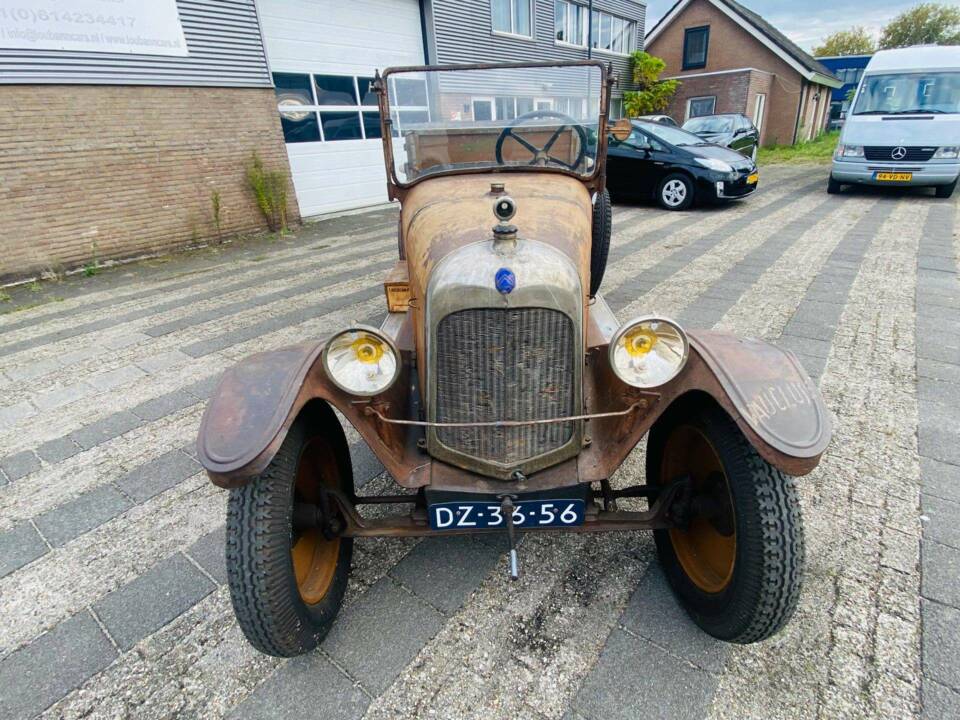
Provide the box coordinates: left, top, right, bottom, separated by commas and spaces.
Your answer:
323, 327, 399, 396
609, 317, 689, 388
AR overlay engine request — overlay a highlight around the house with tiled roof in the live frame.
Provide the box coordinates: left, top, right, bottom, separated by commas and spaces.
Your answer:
646, 0, 842, 145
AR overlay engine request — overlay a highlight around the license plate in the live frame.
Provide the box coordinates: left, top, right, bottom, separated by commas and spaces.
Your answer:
875, 172, 912, 182
429, 499, 585, 531
747, 173, 759, 184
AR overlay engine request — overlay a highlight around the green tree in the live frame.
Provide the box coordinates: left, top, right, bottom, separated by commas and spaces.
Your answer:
879, 3, 960, 48
622, 52, 680, 116
812, 27, 876, 56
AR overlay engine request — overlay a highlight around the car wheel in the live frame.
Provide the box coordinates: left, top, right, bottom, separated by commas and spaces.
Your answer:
646, 401, 804, 644
589, 188, 612, 297
827, 175, 842, 194
226, 416, 353, 657
935, 179, 957, 199
657, 174, 694, 211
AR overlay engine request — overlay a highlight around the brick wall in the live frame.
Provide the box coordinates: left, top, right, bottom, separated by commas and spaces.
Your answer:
0, 85, 298, 282
647, 0, 829, 146
663, 69, 751, 123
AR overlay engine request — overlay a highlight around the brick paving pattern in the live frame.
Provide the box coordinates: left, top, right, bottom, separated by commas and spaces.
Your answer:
0, 165, 957, 719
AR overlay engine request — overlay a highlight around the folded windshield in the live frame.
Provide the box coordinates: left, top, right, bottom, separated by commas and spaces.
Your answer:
382, 63, 604, 184
854, 72, 960, 115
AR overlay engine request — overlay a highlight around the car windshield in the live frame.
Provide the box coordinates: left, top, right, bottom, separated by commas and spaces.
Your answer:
853, 71, 960, 115
382, 63, 604, 184
640, 122, 709, 147
683, 116, 734, 133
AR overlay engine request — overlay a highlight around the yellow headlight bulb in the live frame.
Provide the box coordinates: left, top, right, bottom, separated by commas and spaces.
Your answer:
352, 336, 384, 364
624, 327, 658, 357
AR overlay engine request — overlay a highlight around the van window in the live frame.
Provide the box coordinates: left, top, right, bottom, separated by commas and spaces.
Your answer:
853, 72, 960, 115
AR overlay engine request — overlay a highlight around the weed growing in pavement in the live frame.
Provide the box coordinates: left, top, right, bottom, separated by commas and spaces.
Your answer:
28, 280, 41, 292
246, 152, 288, 233
211, 189, 224, 242
0, 290, 10, 303
83, 242, 100, 276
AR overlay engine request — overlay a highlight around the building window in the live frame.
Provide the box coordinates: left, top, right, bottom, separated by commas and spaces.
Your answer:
273, 72, 397, 144
492, 0, 532, 37
686, 95, 716, 120
683, 26, 709, 70
753, 92, 766, 131
554, 1, 634, 54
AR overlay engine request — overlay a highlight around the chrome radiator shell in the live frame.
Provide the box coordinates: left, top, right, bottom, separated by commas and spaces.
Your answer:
425, 239, 583, 479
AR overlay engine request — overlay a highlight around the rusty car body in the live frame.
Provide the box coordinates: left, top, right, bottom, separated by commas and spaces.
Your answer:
198, 61, 831, 658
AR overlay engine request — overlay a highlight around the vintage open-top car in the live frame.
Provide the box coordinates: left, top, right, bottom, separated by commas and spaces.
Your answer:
197, 61, 831, 658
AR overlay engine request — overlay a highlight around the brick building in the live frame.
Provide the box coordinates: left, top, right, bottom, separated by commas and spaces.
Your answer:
0, 1, 297, 283
645, 0, 840, 146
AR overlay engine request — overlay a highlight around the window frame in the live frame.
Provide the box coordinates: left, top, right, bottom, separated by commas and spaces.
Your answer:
491, 0, 534, 39
553, 0, 635, 56
273, 71, 395, 145
685, 95, 717, 121
682, 25, 710, 71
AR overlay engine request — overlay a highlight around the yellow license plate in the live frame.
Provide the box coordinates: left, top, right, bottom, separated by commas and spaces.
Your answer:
746, 173, 759, 184
875, 172, 912, 182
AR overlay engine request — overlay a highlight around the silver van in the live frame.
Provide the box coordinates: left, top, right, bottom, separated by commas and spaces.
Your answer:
830, 46, 959, 199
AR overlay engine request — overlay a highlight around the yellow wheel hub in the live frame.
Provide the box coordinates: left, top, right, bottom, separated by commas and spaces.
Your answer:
291, 439, 341, 606
662, 425, 736, 594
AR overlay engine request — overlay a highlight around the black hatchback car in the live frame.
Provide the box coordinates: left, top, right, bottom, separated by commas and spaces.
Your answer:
607, 120, 759, 210
681, 113, 760, 161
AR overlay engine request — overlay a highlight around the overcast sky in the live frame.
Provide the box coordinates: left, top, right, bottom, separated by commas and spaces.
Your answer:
644, 0, 919, 51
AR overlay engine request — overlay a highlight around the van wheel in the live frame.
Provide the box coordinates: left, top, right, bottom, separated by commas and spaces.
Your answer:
935, 180, 956, 199
827, 175, 842, 194
658, 174, 694, 210
226, 417, 353, 657
647, 402, 805, 643
589, 188, 612, 297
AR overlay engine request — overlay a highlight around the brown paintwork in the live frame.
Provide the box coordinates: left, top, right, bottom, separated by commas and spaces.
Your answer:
400, 172, 593, 391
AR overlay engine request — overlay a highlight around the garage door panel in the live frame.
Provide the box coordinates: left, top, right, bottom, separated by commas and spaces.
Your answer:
259, 0, 423, 217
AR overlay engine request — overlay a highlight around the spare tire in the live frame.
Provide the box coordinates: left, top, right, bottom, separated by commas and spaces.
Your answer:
590, 188, 612, 297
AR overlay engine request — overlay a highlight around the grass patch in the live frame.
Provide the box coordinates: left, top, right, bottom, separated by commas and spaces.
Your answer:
759, 131, 839, 165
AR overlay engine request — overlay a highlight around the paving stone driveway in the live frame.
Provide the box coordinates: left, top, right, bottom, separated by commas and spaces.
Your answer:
0, 165, 958, 720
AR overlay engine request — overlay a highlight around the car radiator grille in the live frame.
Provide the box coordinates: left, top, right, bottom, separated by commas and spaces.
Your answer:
863, 146, 936, 162
434, 307, 575, 466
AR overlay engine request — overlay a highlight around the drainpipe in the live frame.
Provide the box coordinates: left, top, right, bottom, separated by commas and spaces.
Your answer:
587, 0, 594, 58
793, 78, 807, 144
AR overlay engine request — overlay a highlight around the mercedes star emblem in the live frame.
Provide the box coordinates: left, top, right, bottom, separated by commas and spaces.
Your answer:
891, 146, 907, 160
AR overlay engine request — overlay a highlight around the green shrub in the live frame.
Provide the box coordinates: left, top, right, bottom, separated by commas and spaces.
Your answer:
246, 153, 289, 233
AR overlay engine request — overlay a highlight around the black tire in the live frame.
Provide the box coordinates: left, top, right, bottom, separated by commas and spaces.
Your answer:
935, 179, 956, 199
827, 175, 842, 194
589, 188, 612, 297
226, 416, 353, 657
646, 400, 804, 643
657, 173, 694, 211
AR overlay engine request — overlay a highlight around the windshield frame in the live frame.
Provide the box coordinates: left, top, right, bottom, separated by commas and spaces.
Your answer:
376, 60, 611, 199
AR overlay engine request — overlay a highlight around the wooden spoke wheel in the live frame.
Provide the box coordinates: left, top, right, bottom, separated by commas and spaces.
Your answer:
647, 400, 805, 644
226, 415, 353, 658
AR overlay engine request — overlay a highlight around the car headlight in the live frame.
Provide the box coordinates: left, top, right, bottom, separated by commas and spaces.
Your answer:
323, 327, 399, 396
933, 146, 959, 159
694, 157, 733, 173
836, 144, 864, 158
609, 317, 689, 388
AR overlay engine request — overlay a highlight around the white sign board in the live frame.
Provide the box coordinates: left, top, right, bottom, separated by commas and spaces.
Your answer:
0, 0, 188, 56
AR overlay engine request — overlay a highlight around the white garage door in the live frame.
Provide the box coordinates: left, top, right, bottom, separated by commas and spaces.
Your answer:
257, 0, 425, 217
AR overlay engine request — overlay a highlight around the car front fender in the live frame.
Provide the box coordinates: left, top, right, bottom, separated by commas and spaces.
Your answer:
580, 327, 832, 480
196, 338, 426, 489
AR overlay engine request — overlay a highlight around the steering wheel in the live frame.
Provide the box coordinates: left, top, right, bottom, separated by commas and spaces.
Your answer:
494, 110, 588, 171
